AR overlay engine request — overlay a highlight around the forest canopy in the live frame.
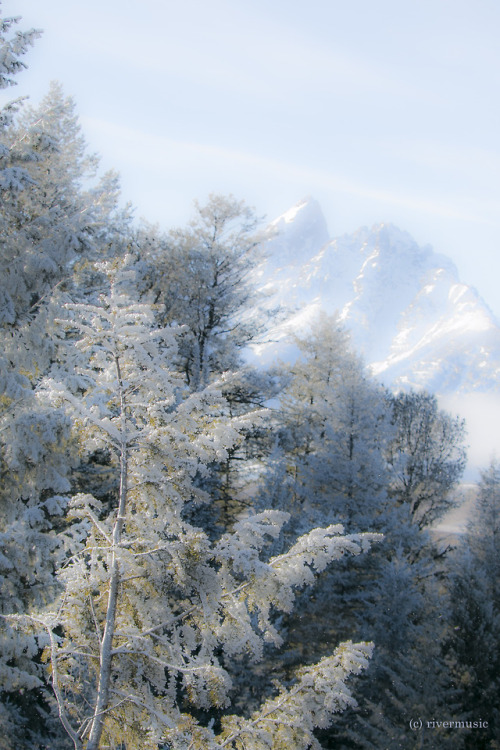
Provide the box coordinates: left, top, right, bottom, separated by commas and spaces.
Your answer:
0, 7, 498, 750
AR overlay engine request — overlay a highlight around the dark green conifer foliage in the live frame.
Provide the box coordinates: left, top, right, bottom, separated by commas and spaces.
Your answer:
446, 462, 500, 750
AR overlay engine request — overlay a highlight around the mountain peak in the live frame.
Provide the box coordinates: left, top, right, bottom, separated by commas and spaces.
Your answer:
267, 198, 330, 266
258, 198, 499, 392
270, 196, 325, 227
251, 198, 500, 473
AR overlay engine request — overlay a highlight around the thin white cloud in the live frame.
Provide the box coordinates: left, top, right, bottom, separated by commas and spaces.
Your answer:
35, 0, 412, 105
380, 137, 500, 182
83, 116, 491, 226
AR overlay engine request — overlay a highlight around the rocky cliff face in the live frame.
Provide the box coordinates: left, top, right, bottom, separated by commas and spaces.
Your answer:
255, 197, 500, 394
251, 197, 500, 472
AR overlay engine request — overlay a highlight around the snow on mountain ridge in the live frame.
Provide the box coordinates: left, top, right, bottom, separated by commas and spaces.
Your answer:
252, 197, 500, 474
256, 198, 500, 396
266, 196, 329, 269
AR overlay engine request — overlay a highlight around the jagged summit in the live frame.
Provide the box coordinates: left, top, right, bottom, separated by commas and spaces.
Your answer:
266, 197, 330, 267
251, 199, 500, 471
257, 204, 499, 393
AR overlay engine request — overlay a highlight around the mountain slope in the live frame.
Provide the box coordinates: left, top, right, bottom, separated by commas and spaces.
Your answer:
251, 198, 500, 471
255, 197, 500, 395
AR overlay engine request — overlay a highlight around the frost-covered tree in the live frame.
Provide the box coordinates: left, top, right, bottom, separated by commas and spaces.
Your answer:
465, 461, 500, 596
8, 262, 381, 749
0, 12, 73, 746
0, 2, 41, 242
1, 81, 123, 330
138, 194, 269, 389
258, 316, 454, 749
322, 528, 455, 750
0, 29, 128, 743
255, 315, 392, 665
260, 314, 392, 540
0, 399, 75, 748
0, 80, 125, 454
0, 5, 40, 89
386, 391, 467, 529
135, 195, 277, 531
0, 4, 40, 131
445, 462, 500, 749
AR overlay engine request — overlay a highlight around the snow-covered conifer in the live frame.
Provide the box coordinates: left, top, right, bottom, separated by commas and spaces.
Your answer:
11, 262, 380, 749
137, 194, 270, 389
386, 391, 466, 528
0, 50, 129, 743
135, 195, 278, 530
445, 462, 500, 749
261, 313, 392, 538
258, 315, 453, 748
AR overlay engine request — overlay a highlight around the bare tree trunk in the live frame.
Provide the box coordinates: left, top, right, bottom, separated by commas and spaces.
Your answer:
86, 355, 127, 750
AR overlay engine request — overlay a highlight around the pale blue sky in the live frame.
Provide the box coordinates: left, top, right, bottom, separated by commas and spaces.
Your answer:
3, 0, 500, 317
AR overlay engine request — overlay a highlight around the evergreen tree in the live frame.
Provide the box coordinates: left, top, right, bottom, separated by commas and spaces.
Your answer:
7, 261, 382, 749
386, 391, 467, 529
258, 316, 455, 749
135, 194, 277, 531
1, 81, 123, 329
0, 4, 40, 130
138, 193, 269, 390
446, 462, 500, 749
0, 12, 71, 746
0, 55, 126, 747
260, 313, 392, 542
256, 314, 393, 663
